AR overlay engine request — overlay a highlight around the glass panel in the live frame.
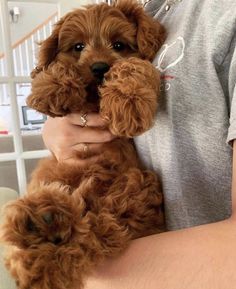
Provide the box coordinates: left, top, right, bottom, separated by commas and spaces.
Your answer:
23, 134, 45, 152
0, 161, 19, 192
0, 17, 7, 77
0, 135, 14, 153
0, 55, 7, 77
16, 83, 47, 147
25, 158, 41, 183
0, 83, 46, 152
8, 1, 58, 76
0, 83, 14, 152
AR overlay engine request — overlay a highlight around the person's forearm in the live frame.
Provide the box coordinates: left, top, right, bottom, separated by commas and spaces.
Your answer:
85, 218, 236, 289
231, 141, 236, 215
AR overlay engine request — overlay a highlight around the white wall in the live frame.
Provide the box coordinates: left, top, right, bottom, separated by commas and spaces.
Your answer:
0, 2, 56, 53
59, 0, 93, 15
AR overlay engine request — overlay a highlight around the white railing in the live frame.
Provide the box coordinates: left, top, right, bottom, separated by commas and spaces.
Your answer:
0, 12, 58, 105
13, 12, 58, 77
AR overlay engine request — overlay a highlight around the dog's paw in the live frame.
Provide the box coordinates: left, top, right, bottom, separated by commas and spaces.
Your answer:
99, 57, 161, 137
27, 61, 87, 117
1, 183, 80, 248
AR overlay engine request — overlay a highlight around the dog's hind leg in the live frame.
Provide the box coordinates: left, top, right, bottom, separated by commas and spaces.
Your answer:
0, 183, 80, 249
5, 244, 87, 289
1, 184, 90, 289
101, 167, 165, 243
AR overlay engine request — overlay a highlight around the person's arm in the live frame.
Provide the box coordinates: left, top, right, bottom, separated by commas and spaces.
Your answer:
84, 141, 236, 289
231, 140, 236, 216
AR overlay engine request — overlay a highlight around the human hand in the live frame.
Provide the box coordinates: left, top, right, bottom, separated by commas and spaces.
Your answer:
42, 112, 115, 164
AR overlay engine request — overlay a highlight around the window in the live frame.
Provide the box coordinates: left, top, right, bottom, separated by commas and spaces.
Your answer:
0, 0, 59, 195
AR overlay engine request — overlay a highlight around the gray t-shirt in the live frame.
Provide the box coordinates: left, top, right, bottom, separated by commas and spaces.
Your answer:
135, 0, 236, 230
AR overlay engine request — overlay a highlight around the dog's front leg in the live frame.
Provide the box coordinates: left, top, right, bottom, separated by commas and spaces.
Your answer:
99, 57, 161, 138
27, 61, 87, 117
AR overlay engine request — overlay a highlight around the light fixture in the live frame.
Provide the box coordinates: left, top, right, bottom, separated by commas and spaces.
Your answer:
9, 7, 20, 23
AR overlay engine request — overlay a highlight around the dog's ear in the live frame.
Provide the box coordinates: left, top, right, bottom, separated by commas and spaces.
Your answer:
37, 20, 63, 67
31, 15, 68, 78
114, 0, 165, 61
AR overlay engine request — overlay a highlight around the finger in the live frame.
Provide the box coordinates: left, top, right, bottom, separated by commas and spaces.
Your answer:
67, 126, 115, 145
66, 112, 109, 128
72, 142, 104, 156
42, 117, 60, 149
55, 142, 106, 162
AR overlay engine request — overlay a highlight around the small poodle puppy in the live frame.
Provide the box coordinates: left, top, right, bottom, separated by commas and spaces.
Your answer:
0, 1, 166, 288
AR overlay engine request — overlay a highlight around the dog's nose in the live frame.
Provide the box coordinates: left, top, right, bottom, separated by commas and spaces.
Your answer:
90, 62, 110, 78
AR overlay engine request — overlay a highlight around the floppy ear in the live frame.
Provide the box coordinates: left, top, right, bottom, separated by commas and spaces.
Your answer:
114, 0, 166, 61
31, 16, 66, 78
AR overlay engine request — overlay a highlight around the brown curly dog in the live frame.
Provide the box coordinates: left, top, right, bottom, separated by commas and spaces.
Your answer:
0, 1, 166, 288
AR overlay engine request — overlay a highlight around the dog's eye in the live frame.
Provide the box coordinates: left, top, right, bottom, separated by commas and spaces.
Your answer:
74, 43, 85, 52
112, 42, 126, 52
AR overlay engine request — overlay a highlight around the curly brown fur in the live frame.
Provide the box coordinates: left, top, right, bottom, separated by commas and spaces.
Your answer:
0, 1, 166, 288
100, 57, 160, 137
27, 0, 165, 117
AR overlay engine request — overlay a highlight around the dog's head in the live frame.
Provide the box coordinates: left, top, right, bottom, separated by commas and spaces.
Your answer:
37, 0, 164, 69
27, 0, 165, 115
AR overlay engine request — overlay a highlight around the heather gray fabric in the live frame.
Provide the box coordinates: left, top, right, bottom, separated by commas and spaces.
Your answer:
135, 0, 236, 230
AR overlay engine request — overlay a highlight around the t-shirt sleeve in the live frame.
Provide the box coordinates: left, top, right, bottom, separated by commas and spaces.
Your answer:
227, 89, 236, 145
226, 34, 236, 145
